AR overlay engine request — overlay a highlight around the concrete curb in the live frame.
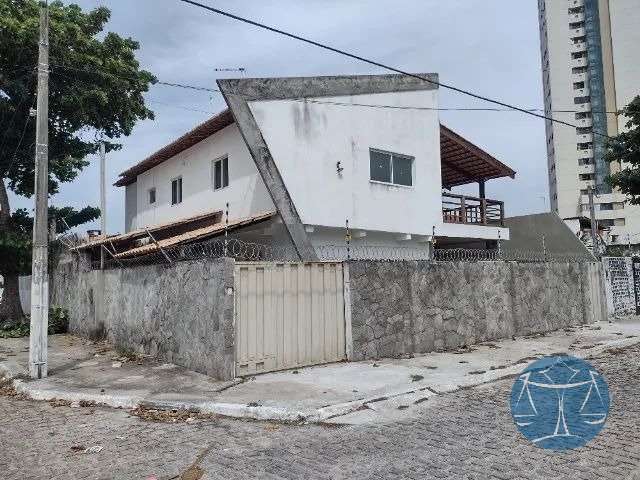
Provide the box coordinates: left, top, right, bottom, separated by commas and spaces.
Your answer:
3, 336, 639, 424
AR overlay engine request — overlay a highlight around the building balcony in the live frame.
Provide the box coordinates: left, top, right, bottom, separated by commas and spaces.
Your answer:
442, 193, 504, 227
578, 164, 595, 175
571, 57, 588, 68
574, 87, 590, 97
576, 117, 593, 128
576, 102, 592, 112
572, 72, 588, 84
569, 12, 585, 23
570, 42, 587, 53
578, 148, 594, 157
570, 27, 586, 38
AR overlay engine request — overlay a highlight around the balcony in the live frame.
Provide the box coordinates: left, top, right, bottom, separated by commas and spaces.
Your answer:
574, 87, 590, 97
570, 42, 587, 54
576, 117, 593, 128
570, 12, 585, 22
572, 72, 588, 84
442, 193, 505, 227
578, 148, 594, 157
571, 57, 588, 68
570, 27, 586, 38
576, 102, 592, 112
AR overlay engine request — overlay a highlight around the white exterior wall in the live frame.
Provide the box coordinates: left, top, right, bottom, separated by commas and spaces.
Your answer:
248, 90, 504, 241
128, 123, 274, 231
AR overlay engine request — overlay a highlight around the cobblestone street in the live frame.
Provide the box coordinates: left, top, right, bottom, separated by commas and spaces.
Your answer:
2, 344, 639, 480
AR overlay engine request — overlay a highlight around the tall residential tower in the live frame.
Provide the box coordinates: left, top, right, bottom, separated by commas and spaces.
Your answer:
538, 0, 640, 245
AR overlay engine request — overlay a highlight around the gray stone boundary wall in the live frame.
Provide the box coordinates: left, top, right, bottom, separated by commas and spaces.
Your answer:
51, 252, 235, 380
348, 261, 606, 361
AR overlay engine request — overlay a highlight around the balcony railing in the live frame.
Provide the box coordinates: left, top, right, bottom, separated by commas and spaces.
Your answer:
442, 193, 505, 227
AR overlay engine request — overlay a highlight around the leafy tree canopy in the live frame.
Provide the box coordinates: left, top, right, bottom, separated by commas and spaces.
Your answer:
0, 0, 156, 197
606, 96, 640, 203
0, 0, 155, 323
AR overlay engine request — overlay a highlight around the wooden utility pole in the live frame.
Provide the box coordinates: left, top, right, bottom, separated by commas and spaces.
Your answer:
29, 4, 49, 379
588, 185, 599, 259
99, 142, 106, 269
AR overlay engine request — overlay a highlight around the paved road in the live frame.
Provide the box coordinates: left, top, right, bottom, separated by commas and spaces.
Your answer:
2, 344, 640, 480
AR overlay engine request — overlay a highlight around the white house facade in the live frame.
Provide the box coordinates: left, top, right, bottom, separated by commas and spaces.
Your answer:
114, 74, 516, 260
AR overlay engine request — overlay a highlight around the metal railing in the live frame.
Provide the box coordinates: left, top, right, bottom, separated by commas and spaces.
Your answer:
442, 192, 504, 226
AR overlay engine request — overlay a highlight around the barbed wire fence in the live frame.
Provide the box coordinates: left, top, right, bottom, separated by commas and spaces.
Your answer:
55, 235, 597, 271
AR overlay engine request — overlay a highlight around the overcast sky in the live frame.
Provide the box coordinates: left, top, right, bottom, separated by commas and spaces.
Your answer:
11, 0, 550, 234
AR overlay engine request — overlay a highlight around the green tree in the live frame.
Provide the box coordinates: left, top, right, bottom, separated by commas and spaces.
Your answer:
0, 0, 156, 324
0, 206, 100, 326
606, 96, 640, 202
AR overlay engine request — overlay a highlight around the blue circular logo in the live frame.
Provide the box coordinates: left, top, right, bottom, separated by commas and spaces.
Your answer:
510, 355, 610, 451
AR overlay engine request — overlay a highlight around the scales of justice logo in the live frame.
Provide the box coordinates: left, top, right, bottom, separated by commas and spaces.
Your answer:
510, 355, 610, 451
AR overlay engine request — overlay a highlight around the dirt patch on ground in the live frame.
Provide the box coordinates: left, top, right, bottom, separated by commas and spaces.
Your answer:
130, 406, 221, 424
0, 378, 26, 400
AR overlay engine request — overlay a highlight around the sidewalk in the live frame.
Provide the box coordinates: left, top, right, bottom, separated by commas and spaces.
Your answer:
2, 318, 640, 424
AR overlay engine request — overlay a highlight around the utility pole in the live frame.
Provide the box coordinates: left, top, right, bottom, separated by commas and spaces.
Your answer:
99, 142, 106, 269
588, 185, 599, 259
29, 4, 49, 379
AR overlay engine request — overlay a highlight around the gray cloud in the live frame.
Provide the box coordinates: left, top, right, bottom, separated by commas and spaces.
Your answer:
11, 0, 550, 233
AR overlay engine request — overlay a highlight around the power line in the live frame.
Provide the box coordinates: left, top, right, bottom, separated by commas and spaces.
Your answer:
177, 0, 615, 139
48, 62, 221, 93
47, 64, 618, 116
292, 98, 619, 115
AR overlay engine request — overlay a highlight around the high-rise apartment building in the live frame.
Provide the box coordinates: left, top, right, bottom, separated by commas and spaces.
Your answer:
538, 0, 640, 245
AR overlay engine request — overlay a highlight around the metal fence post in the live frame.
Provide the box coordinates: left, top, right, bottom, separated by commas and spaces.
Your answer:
224, 202, 229, 257
497, 230, 502, 260
345, 219, 351, 261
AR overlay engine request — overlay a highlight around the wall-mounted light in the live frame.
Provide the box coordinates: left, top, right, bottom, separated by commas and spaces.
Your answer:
336, 161, 344, 176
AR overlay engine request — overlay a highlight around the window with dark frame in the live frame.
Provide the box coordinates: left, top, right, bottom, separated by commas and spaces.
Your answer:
369, 149, 413, 187
213, 156, 229, 190
171, 177, 182, 205
148, 187, 156, 204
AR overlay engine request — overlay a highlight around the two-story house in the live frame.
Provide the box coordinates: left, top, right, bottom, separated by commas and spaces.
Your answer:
94, 73, 515, 261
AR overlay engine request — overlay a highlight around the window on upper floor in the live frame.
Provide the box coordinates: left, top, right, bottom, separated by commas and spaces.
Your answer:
571, 51, 587, 59
574, 96, 591, 105
573, 81, 585, 89
572, 66, 587, 74
576, 112, 592, 119
579, 173, 594, 181
171, 177, 183, 205
148, 187, 156, 205
578, 158, 593, 165
213, 156, 229, 190
369, 149, 413, 187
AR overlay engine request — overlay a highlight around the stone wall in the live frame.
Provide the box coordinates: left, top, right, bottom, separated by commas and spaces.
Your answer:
348, 260, 606, 361
51, 252, 235, 380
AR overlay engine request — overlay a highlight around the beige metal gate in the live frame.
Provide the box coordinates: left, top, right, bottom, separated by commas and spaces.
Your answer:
234, 262, 346, 376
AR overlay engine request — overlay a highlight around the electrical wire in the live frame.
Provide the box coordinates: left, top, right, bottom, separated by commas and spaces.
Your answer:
176, 0, 615, 139
47, 64, 618, 117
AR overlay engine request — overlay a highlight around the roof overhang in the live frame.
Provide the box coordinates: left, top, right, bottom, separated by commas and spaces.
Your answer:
114, 109, 234, 187
440, 124, 516, 188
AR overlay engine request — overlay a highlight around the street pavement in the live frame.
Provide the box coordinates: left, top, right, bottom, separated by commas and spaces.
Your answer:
1, 343, 639, 480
